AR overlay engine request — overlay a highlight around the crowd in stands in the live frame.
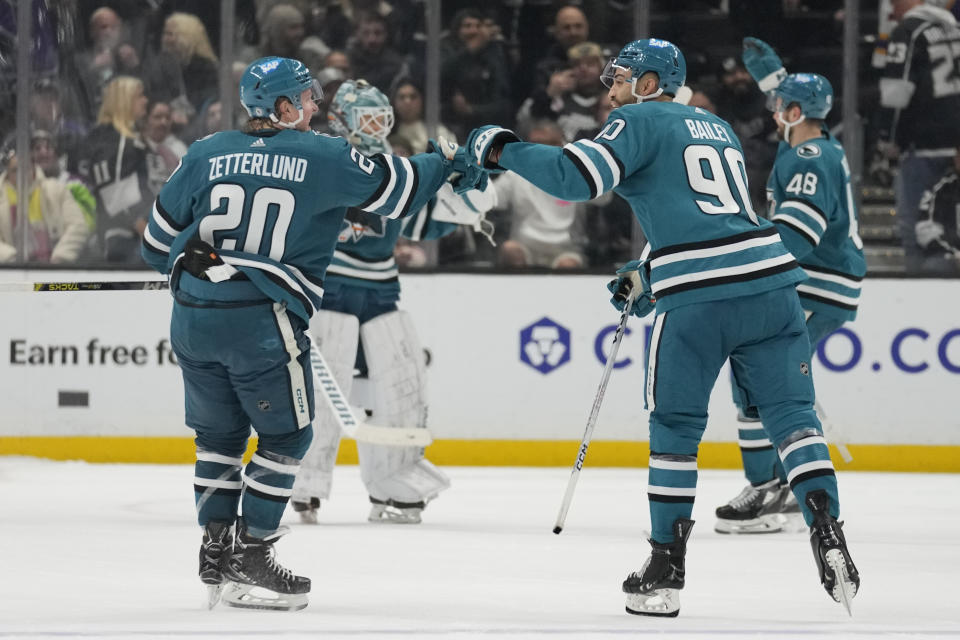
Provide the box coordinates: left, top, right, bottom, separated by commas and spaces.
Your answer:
0, 0, 957, 274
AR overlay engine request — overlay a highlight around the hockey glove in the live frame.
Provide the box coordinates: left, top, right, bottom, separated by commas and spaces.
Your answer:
742, 37, 787, 93
429, 137, 488, 195
915, 219, 945, 249
465, 125, 520, 173
606, 259, 655, 318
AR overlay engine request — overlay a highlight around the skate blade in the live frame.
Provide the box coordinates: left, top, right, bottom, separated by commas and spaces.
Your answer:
222, 582, 309, 612
778, 512, 807, 533
205, 584, 224, 610
368, 505, 422, 524
825, 549, 857, 616
714, 516, 783, 535
624, 589, 680, 617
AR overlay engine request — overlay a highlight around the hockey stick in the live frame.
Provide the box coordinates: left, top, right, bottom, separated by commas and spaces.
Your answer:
553, 286, 639, 534
815, 400, 853, 464
1, 279, 430, 447
308, 340, 433, 448
0, 280, 170, 292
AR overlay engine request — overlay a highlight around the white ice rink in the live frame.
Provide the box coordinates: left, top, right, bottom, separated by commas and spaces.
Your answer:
1, 459, 959, 639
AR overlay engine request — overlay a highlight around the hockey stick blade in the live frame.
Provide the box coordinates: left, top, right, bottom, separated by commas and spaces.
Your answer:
553, 287, 638, 534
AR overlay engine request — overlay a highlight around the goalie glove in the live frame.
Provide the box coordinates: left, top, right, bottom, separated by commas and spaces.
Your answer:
428, 137, 488, 195
915, 219, 945, 249
431, 180, 499, 246
465, 125, 520, 172
606, 259, 655, 318
742, 37, 787, 93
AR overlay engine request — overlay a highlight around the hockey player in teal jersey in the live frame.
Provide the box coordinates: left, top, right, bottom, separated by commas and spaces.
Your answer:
290, 80, 496, 525
463, 38, 859, 616
715, 40, 867, 536
140, 57, 479, 611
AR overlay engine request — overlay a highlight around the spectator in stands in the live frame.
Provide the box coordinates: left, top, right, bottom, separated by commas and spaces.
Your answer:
516, 41, 607, 143
0, 146, 90, 264
493, 121, 587, 269
878, 0, 960, 273
441, 9, 514, 140
160, 12, 219, 117
915, 146, 960, 272
26, 79, 88, 177
79, 76, 151, 264
142, 101, 188, 197
76, 6, 127, 117
30, 130, 97, 241
347, 12, 409, 96
390, 79, 456, 153
526, 5, 590, 99
324, 49, 352, 77
709, 56, 777, 212
242, 4, 329, 73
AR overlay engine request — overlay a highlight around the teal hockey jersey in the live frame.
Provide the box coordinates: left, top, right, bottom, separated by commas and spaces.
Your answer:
497, 101, 805, 312
141, 128, 451, 320
767, 136, 867, 321
325, 187, 460, 297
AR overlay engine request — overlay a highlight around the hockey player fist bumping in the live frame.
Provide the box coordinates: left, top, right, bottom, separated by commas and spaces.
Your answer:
290, 79, 496, 524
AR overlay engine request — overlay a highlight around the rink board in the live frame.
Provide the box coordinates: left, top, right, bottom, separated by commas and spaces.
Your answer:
0, 270, 958, 470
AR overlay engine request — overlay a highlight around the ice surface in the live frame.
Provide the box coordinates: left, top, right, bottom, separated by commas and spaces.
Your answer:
1, 459, 958, 639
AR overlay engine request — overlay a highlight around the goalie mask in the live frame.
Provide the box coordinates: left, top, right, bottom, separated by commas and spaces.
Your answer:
328, 79, 395, 155
239, 56, 322, 128
601, 38, 686, 102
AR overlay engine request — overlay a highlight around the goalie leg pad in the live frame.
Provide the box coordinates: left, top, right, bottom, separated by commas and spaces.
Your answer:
292, 310, 359, 506
357, 311, 448, 504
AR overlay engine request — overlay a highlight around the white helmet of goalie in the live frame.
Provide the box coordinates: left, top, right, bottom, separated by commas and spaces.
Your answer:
328, 79, 395, 155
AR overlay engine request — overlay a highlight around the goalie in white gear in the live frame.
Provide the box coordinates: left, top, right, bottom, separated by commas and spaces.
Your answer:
291, 79, 496, 524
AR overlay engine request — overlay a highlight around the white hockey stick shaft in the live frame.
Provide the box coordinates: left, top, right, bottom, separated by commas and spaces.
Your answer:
308, 341, 432, 447
553, 287, 638, 534
815, 399, 853, 463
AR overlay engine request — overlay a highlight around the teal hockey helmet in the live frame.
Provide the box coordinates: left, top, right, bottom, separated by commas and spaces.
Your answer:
601, 38, 686, 97
239, 56, 321, 123
327, 79, 394, 155
773, 73, 833, 119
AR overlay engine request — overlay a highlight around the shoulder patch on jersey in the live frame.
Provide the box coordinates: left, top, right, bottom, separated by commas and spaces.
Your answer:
797, 143, 821, 159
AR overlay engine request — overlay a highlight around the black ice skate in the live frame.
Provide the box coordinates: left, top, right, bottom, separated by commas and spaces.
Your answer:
199, 521, 234, 609
221, 517, 311, 611
714, 479, 788, 534
291, 497, 321, 524
622, 518, 694, 617
368, 496, 426, 524
806, 490, 860, 615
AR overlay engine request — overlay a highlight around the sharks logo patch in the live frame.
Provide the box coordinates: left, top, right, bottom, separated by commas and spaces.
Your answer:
339, 209, 387, 243
797, 143, 821, 159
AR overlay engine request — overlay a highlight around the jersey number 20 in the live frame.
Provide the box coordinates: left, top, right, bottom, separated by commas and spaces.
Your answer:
200, 183, 296, 260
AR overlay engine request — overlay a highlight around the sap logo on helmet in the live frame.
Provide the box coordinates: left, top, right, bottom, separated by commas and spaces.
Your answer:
519, 317, 571, 375
649, 39, 670, 48
259, 59, 281, 73
798, 143, 821, 159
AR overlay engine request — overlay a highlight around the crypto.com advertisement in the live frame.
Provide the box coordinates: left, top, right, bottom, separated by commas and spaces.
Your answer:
0, 271, 957, 446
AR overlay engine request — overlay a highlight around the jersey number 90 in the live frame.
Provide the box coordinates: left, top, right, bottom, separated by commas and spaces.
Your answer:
683, 144, 759, 225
